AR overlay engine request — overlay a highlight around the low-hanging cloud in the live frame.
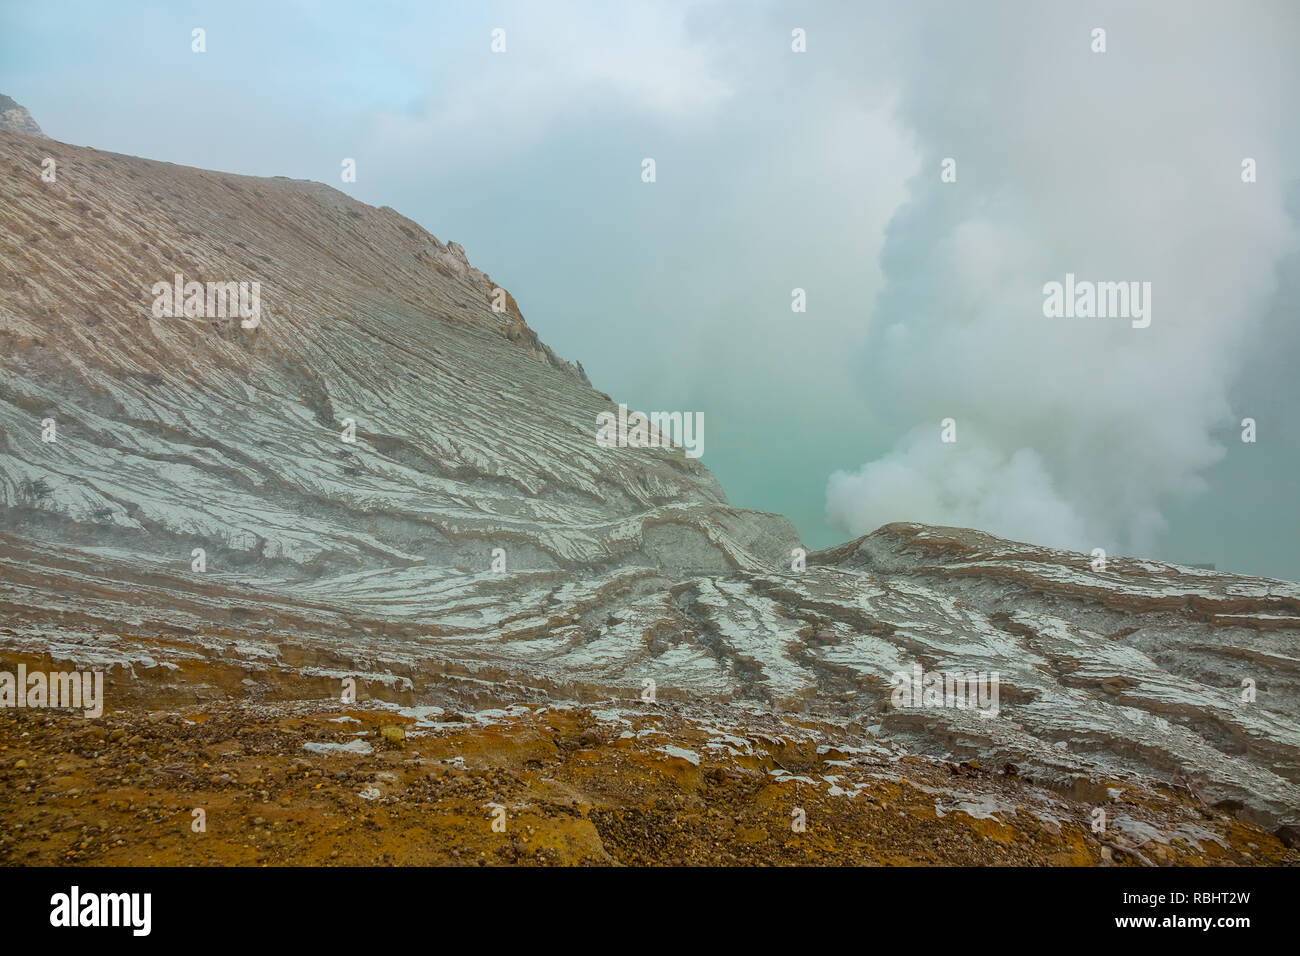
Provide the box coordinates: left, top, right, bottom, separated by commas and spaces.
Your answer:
827, 1, 1300, 556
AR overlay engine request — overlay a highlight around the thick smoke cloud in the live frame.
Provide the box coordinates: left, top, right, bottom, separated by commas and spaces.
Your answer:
826, 1, 1300, 556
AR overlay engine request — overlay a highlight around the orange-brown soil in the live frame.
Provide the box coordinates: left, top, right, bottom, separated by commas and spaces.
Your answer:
2, 694, 1294, 867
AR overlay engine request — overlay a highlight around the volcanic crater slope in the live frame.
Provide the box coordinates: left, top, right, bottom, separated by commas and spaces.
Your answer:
1, 114, 1298, 838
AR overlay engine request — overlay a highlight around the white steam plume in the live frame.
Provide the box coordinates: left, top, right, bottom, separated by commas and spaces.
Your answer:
827, 1, 1300, 555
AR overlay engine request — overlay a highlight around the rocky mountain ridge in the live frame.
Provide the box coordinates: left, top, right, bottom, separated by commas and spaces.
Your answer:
1, 102, 1296, 847
0, 95, 44, 138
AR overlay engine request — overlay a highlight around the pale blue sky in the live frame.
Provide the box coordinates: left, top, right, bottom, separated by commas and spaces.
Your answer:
3, 0, 1297, 579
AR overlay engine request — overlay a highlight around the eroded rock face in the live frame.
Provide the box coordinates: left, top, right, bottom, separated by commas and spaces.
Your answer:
0, 129, 788, 577
1, 128, 1297, 829
0, 95, 45, 138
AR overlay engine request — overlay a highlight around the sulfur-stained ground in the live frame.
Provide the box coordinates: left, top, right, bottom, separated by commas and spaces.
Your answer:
2, 697, 1294, 867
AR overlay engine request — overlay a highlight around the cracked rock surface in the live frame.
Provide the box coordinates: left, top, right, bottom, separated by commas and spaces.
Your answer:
1, 124, 1297, 853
